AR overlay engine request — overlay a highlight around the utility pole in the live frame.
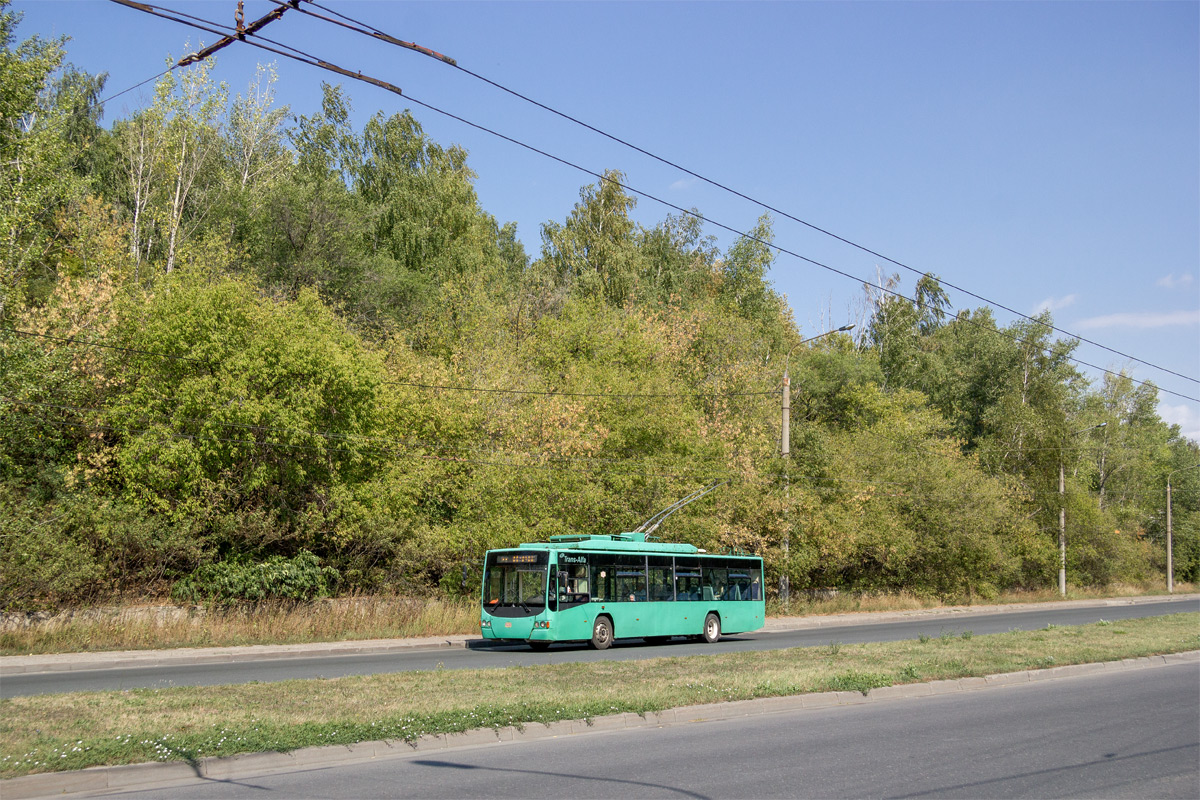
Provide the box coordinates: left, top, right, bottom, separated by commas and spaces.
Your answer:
781, 369, 790, 608
1166, 477, 1173, 594
781, 324, 852, 613
1059, 459, 1067, 597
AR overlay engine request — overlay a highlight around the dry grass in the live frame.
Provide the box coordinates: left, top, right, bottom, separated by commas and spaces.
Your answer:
1, 613, 1195, 779
0, 596, 480, 656
768, 583, 1198, 618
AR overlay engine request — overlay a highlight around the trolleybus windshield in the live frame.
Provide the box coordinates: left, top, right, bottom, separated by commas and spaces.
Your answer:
482, 551, 548, 612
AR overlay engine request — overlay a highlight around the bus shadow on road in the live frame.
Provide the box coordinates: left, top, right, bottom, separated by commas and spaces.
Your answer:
466, 635, 758, 652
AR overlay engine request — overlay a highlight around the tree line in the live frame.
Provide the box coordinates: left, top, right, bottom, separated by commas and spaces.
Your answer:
2, 4, 1196, 609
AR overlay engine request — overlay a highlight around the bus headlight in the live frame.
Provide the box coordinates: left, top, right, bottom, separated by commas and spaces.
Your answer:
480, 620, 491, 628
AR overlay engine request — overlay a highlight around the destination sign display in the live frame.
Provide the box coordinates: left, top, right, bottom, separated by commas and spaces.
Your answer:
492, 552, 545, 565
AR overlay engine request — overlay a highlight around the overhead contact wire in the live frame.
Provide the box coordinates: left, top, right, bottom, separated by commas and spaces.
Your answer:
102, 1, 1200, 404
303, 0, 1196, 387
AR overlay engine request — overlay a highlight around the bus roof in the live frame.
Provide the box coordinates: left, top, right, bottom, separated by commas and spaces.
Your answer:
506, 532, 756, 558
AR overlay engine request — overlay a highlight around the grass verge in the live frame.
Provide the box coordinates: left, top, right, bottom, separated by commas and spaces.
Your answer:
2, 613, 1196, 779
765, 582, 1198, 618
0, 596, 481, 656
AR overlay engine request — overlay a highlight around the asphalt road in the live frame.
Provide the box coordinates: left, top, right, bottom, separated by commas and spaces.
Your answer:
3, 597, 1196, 697
96, 660, 1200, 799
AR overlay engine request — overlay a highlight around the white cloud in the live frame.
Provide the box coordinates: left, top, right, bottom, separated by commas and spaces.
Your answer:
1159, 403, 1200, 444
669, 177, 699, 191
1156, 273, 1196, 290
1075, 309, 1200, 330
1034, 294, 1077, 314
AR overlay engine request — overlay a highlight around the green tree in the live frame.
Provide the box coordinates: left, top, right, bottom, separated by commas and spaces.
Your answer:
220, 63, 290, 244
720, 214, 776, 322
637, 210, 717, 306
0, 2, 88, 315
540, 170, 643, 306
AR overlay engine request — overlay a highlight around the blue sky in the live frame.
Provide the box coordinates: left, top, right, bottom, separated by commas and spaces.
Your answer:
14, 0, 1200, 439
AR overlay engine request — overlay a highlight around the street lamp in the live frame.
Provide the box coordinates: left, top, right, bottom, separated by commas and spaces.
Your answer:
1165, 463, 1200, 593
1059, 422, 1107, 597
780, 324, 854, 610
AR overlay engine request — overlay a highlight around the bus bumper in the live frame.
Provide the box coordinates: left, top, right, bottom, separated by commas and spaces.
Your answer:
480, 617, 537, 640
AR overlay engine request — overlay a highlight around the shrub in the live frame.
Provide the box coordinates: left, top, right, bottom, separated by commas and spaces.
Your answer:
171, 551, 339, 605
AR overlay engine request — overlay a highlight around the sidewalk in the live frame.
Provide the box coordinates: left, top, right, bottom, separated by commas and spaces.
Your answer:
4, 593, 1196, 676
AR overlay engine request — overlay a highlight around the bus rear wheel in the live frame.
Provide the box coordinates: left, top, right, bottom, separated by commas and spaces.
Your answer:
590, 616, 613, 650
702, 613, 721, 643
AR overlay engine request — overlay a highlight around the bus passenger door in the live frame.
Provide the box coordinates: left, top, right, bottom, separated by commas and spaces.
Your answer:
554, 562, 592, 641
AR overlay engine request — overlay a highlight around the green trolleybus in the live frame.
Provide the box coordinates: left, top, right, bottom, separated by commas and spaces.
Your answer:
480, 532, 765, 650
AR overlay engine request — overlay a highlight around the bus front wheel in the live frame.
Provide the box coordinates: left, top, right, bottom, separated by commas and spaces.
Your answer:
702, 613, 721, 643
590, 616, 613, 650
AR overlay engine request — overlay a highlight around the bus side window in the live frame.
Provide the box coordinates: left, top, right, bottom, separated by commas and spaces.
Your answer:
648, 556, 673, 601
569, 565, 589, 600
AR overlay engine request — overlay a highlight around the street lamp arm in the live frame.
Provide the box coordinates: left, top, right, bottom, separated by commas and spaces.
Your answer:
1068, 422, 1107, 437
1166, 463, 1200, 483
784, 324, 854, 378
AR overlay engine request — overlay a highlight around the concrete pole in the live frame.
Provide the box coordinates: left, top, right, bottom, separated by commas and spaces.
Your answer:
1166, 479, 1174, 594
1059, 459, 1067, 598
781, 371, 790, 610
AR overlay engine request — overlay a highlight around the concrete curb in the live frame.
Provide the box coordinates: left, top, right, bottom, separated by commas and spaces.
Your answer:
4, 594, 1196, 677
3, 650, 1197, 799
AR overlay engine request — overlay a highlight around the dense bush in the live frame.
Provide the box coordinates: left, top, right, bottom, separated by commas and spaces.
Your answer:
170, 551, 339, 605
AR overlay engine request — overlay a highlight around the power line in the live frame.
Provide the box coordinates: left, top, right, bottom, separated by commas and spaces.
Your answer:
3, 397, 1036, 505
392, 89, 1200, 405
2, 395, 733, 482
6, 327, 211, 364
384, 380, 778, 399
301, 0, 1197, 389
270, 0, 455, 65
7, 327, 775, 402
0, 394, 752, 476
12, 394, 1158, 508
92, 66, 173, 111
97, 1, 1200, 405
107, 0, 404, 97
